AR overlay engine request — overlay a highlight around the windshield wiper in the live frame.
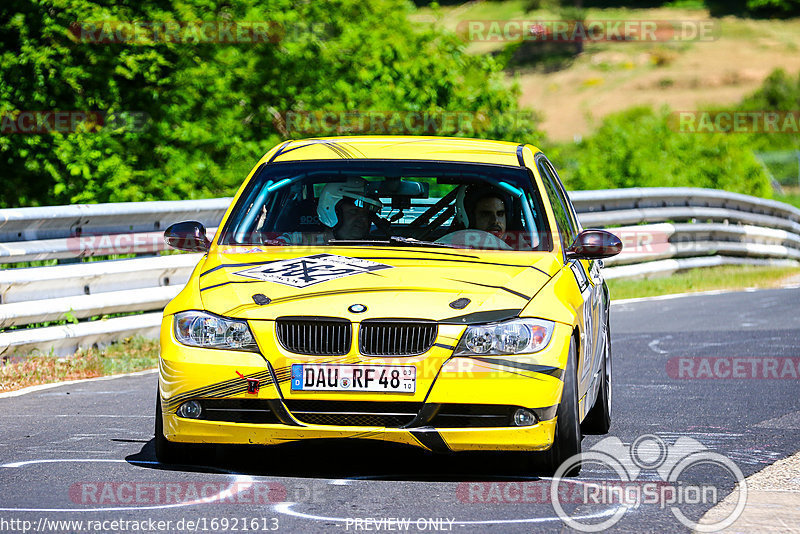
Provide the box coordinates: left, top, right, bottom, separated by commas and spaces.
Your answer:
327, 236, 457, 248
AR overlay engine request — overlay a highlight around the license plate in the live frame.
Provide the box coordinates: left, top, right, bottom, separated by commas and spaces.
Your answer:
290, 364, 416, 393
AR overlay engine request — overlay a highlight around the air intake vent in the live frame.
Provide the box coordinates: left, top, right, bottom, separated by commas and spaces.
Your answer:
359, 321, 437, 356
197, 399, 279, 424
284, 400, 422, 427
276, 317, 352, 355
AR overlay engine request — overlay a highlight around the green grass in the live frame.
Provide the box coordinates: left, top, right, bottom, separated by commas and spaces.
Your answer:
607, 264, 800, 300
0, 336, 159, 392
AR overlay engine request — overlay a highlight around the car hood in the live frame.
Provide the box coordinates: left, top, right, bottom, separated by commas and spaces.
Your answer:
197, 246, 561, 322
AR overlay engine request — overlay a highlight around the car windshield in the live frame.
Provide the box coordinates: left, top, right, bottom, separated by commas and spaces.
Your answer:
218, 160, 551, 251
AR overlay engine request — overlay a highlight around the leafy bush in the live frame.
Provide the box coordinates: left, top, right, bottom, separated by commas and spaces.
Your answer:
546, 107, 772, 197
546, 67, 800, 197
739, 68, 800, 117
735, 69, 800, 186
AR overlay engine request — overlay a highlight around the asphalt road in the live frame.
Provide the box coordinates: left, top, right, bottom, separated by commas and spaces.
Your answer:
1, 287, 798, 533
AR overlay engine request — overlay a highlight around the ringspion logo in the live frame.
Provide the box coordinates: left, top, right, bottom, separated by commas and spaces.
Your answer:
550, 434, 747, 532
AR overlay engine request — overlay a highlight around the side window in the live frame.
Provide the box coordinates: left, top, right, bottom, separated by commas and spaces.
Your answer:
543, 157, 582, 234
537, 157, 577, 249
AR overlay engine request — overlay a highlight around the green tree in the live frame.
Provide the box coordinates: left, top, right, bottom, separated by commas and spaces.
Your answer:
0, 0, 540, 207
548, 107, 772, 197
735, 69, 800, 186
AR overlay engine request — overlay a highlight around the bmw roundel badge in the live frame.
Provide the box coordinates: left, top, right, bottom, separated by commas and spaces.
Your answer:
348, 304, 367, 313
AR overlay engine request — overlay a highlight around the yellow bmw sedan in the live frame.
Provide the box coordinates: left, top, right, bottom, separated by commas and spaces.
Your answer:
156, 136, 622, 474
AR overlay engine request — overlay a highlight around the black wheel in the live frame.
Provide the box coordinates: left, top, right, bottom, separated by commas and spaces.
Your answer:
582, 327, 612, 435
532, 336, 582, 476
155, 388, 206, 465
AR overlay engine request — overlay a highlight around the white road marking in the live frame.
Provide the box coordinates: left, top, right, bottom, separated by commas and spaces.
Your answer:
0, 369, 157, 399
31, 450, 119, 455
610, 285, 799, 307
0, 414, 151, 418
0, 458, 255, 513
612, 289, 729, 306
647, 336, 671, 355
2, 459, 126, 468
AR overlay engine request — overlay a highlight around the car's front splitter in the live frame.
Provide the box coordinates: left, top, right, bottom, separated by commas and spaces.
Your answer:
162, 414, 557, 453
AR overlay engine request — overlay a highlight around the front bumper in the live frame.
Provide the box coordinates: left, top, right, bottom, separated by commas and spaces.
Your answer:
159, 319, 571, 452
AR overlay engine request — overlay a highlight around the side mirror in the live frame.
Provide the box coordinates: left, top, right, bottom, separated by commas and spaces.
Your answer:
164, 221, 211, 252
566, 229, 622, 260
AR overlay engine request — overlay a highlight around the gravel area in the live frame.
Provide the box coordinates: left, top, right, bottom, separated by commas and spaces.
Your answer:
697, 448, 800, 533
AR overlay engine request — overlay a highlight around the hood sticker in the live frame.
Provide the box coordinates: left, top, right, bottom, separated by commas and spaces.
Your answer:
233, 253, 392, 288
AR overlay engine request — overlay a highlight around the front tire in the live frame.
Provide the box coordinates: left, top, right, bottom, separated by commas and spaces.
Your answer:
533, 336, 582, 476
582, 328, 612, 435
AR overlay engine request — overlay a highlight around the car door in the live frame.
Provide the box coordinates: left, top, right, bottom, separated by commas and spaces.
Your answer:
535, 154, 604, 417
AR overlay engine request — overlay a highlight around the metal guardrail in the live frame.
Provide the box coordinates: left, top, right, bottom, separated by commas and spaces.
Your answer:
570, 187, 800, 222
569, 188, 800, 278
0, 198, 231, 243
0, 254, 202, 304
1, 188, 798, 358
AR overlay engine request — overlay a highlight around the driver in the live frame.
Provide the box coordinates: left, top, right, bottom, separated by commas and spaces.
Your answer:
457, 185, 510, 239
317, 177, 383, 240
471, 193, 508, 238
445, 185, 534, 250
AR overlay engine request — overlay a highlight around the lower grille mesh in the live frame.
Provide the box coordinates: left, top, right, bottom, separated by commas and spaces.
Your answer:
428, 404, 517, 428
284, 400, 422, 428
198, 399, 278, 424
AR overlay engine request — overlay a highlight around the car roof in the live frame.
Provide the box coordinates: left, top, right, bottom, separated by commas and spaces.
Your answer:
259, 136, 543, 167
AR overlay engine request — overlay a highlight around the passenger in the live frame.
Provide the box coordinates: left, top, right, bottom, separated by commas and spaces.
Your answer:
276, 178, 381, 245
317, 178, 382, 240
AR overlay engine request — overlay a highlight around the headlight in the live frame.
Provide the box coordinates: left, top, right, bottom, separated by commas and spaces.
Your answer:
173, 311, 259, 352
454, 318, 554, 356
